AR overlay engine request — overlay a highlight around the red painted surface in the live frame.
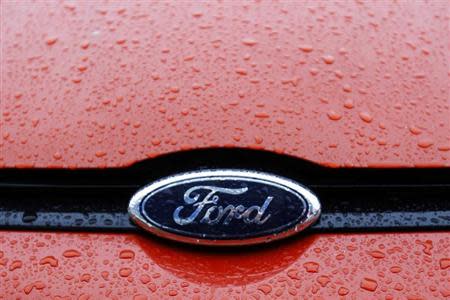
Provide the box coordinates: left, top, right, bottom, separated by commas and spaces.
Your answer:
0, 231, 448, 299
1, 1, 449, 168
1, 2, 449, 299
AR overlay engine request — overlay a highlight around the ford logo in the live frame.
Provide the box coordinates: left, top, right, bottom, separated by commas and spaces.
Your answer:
128, 170, 321, 246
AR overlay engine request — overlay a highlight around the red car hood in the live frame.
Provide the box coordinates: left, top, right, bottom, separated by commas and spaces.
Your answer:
1, 2, 450, 299
1, 1, 449, 168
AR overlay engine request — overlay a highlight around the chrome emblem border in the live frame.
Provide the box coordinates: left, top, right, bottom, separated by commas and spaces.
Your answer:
128, 169, 321, 246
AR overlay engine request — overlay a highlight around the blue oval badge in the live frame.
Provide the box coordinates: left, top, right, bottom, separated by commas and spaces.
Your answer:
128, 170, 321, 246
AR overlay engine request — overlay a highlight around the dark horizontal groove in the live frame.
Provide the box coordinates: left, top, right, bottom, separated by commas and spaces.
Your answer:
1, 148, 450, 186
1, 212, 448, 233
311, 184, 450, 188
0, 148, 449, 233
2, 183, 450, 189
0, 183, 139, 189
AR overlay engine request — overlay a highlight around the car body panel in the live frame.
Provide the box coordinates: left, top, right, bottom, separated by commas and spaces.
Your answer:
0, 231, 449, 299
1, 1, 449, 299
1, 1, 449, 168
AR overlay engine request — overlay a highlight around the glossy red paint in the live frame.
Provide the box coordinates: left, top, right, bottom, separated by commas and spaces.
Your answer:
1, 2, 449, 299
1, 1, 449, 168
0, 231, 449, 299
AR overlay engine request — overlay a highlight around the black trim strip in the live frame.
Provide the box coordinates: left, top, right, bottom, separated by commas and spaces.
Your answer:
1, 149, 449, 232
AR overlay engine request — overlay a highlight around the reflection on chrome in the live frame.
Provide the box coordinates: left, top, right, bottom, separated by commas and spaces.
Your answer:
173, 185, 273, 226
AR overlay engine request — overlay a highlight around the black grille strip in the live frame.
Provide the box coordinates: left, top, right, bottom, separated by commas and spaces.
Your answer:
1, 149, 449, 232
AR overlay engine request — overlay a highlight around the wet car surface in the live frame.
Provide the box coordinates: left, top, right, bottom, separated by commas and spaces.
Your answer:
1, 1, 449, 299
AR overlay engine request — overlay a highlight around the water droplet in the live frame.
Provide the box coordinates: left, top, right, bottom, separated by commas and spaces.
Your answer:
254, 112, 270, 119
39, 256, 59, 267
119, 249, 135, 260
241, 38, 257, 46
359, 112, 373, 123
299, 45, 313, 52
140, 274, 151, 284
322, 55, 335, 64
338, 287, 349, 296
80, 40, 89, 49
439, 258, 450, 270
258, 284, 272, 295
344, 99, 354, 109
235, 68, 248, 75
409, 126, 422, 135
119, 267, 132, 277
80, 273, 91, 282
9, 260, 23, 271
317, 275, 331, 287
287, 269, 300, 280
369, 250, 385, 259
192, 11, 203, 18
390, 266, 402, 273
418, 139, 433, 149
327, 110, 342, 121
46, 37, 58, 45
22, 212, 37, 223
63, 249, 81, 258
303, 261, 319, 273
360, 278, 378, 292
95, 151, 107, 158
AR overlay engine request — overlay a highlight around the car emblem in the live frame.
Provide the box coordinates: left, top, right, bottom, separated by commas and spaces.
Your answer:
128, 169, 321, 246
